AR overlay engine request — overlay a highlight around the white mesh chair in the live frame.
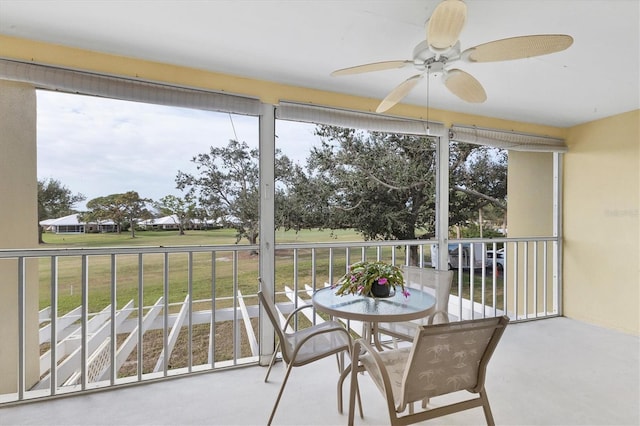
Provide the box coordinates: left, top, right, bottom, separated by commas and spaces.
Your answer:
375, 266, 454, 344
258, 288, 353, 425
349, 316, 509, 426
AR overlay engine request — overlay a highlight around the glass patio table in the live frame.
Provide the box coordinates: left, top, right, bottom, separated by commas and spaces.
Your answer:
312, 286, 437, 415
312, 286, 436, 350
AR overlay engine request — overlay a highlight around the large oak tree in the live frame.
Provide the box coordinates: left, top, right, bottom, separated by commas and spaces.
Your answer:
84, 191, 152, 237
175, 139, 296, 245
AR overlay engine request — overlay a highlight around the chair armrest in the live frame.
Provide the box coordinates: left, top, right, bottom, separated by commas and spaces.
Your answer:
290, 323, 353, 361
283, 304, 315, 329
352, 338, 399, 413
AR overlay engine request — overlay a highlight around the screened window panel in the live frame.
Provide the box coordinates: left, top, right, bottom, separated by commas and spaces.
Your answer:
449, 124, 567, 152
0, 59, 260, 115
276, 101, 446, 137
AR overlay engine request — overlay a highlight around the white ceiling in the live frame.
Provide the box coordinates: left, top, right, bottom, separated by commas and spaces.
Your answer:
0, 0, 638, 128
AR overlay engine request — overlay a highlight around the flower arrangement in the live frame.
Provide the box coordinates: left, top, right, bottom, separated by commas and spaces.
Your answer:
334, 261, 409, 298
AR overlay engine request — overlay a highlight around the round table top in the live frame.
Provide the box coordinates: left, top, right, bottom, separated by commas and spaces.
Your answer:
312, 286, 436, 323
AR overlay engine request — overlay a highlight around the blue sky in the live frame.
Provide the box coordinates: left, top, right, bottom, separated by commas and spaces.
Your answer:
36, 90, 318, 210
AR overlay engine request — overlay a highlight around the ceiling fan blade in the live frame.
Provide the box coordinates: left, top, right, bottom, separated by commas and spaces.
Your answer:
376, 74, 423, 113
427, 0, 467, 51
443, 69, 487, 103
463, 34, 574, 62
331, 60, 412, 76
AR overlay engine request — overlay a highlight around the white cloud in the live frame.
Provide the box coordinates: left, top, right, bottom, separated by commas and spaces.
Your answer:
36, 90, 320, 211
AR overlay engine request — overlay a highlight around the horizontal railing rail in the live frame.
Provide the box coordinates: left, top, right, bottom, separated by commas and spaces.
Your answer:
0, 236, 559, 405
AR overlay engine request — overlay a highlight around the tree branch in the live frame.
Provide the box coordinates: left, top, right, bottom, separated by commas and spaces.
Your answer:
366, 171, 427, 191
453, 185, 507, 209
333, 198, 363, 211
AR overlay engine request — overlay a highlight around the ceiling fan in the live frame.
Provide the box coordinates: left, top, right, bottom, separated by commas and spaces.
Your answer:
331, 0, 573, 113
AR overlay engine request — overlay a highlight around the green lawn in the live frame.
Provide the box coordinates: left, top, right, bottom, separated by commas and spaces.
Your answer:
43, 228, 364, 247
39, 228, 367, 314
39, 228, 503, 314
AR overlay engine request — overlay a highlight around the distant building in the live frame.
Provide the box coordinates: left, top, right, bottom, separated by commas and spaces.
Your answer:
138, 215, 222, 231
39, 214, 117, 234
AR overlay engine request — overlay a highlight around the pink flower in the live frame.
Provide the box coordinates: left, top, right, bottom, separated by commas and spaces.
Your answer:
377, 277, 388, 285
357, 285, 365, 294
402, 289, 411, 298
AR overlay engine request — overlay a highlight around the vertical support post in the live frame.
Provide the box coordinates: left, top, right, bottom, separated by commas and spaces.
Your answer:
17, 257, 25, 400
436, 134, 450, 270
258, 102, 276, 365
162, 252, 169, 376
110, 254, 117, 385
50, 256, 58, 396
137, 253, 144, 381
187, 251, 193, 372
233, 251, 240, 364
209, 251, 216, 366
553, 152, 563, 315
81, 255, 88, 389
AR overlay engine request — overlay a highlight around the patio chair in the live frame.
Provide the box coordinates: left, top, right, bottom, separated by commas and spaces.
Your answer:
257, 287, 353, 425
375, 266, 454, 344
349, 315, 510, 426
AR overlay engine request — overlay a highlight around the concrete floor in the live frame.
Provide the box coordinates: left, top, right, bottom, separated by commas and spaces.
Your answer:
1, 317, 638, 425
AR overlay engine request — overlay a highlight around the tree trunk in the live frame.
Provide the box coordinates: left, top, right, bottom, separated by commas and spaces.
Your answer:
408, 245, 420, 266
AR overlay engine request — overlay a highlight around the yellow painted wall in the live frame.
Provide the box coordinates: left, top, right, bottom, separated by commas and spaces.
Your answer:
0, 80, 40, 393
564, 110, 639, 335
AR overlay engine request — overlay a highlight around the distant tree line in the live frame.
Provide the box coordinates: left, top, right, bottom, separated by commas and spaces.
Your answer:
38, 125, 507, 252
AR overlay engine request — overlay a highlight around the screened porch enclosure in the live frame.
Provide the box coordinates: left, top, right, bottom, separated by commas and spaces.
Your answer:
1, 60, 566, 405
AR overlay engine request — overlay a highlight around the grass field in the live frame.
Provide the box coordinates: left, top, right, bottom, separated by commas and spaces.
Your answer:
36, 228, 374, 372
35, 228, 504, 374
42, 227, 363, 247
39, 228, 370, 314
39, 228, 503, 315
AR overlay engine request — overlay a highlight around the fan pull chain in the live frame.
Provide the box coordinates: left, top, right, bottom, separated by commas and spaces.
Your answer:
426, 65, 431, 135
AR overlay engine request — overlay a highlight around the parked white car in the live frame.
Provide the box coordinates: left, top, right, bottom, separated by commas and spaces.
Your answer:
486, 248, 505, 271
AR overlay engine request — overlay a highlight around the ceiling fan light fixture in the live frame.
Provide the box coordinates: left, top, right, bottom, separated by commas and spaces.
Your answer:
332, 0, 573, 113
427, 0, 467, 51
443, 69, 487, 103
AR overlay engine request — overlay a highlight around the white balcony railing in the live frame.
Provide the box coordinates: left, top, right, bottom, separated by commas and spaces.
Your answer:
0, 236, 559, 405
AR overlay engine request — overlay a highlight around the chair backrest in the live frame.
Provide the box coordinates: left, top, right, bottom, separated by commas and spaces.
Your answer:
257, 289, 292, 363
402, 266, 453, 320
400, 316, 509, 408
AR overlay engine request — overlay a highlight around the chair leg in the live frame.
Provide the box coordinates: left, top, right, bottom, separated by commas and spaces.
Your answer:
479, 389, 495, 426
337, 364, 349, 413
264, 341, 281, 382
335, 351, 344, 372
421, 397, 430, 409
267, 361, 295, 426
347, 365, 358, 426
348, 362, 365, 424
338, 360, 363, 418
